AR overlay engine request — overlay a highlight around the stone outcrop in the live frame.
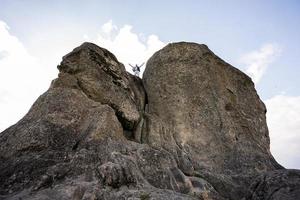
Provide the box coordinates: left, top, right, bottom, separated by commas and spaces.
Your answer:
0, 42, 299, 200
247, 169, 300, 200
142, 42, 285, 199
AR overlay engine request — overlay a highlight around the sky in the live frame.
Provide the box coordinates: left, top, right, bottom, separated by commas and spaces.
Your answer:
0, 0, 299, 169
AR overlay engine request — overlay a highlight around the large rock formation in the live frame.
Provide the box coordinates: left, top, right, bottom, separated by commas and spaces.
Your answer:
142, 43, 285, 199
0, 42, 299, 200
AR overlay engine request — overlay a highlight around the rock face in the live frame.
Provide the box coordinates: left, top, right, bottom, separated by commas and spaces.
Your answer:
0, 42, 299, 200
142, 42, 284, 198
246, 169, 300, 200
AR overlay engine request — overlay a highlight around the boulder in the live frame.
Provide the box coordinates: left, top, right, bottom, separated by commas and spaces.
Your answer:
142, 42, 285, 198
0, 42, 299, 200
247, 169, 300, 200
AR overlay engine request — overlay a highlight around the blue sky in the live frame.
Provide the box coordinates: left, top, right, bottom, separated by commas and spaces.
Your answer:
0, 0, 299, 168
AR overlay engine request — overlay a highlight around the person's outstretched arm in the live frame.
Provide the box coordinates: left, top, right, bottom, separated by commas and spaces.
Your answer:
139, 62, 145, 68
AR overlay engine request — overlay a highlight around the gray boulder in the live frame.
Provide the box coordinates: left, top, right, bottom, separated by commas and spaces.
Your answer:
247, 169, 300, 200
0, 42, 299, 200
142, 42, 288, 198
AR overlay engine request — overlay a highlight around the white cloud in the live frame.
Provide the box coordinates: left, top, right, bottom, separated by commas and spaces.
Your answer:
240, 43, 300, 169
265, 95, 300, 169
101, 20, 118, 34
0, 20, 50, 131
94, 20, 165, 76
239, 43, 281, 84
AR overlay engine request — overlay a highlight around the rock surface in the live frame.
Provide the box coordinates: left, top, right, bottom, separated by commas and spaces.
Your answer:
0, 42, 299, 200
246, 169, 300, 200
142, 42, 287, 199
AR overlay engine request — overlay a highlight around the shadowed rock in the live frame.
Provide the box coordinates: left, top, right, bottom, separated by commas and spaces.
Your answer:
247, 169, 300, 200
57, 42, 146, 135
0, 42, 299, 200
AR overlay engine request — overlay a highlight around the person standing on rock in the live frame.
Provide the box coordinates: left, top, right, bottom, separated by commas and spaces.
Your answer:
129, 63, 144, 77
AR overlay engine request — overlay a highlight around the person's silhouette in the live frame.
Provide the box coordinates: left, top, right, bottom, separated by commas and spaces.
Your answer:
129, 63, 144, 77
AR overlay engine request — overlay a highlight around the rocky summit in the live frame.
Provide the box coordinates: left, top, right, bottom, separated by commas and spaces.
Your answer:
0, 42, 299, 200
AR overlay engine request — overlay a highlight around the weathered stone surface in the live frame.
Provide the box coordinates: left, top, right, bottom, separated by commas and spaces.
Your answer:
142, 42, 287, 198
0, 42, 299, 200
247, 169, 300, 200
143, 42, 281, 174
57, 42, 146, 135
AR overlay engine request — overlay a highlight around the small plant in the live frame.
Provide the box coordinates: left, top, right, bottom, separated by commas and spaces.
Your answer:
140, 193, 150, 200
